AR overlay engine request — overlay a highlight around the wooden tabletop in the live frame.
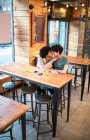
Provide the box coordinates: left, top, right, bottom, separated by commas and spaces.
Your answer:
0, 95, 29, 132
67, 56, 90, 65
0, 63, 74, 89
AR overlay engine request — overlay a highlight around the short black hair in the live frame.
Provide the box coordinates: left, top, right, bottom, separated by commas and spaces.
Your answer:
40, 46, 51, 58
51, 44, 63, 54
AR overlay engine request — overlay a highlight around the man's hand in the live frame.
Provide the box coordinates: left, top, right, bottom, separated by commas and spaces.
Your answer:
50, 69, 59, 74
51, 57, 58, 63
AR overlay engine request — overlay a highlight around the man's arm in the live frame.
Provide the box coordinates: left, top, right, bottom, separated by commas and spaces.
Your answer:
37, 57, 57, 71
55, 64, 68, 74
50, 64, 68, 74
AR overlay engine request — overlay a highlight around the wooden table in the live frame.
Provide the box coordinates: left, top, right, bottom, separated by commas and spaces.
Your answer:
0, 62, 74, 137
0, 95, 29, 140
67, 56, 90, 101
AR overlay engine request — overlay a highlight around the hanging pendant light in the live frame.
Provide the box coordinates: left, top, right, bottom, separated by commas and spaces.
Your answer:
75, 6, 78, 10
82, 3, 85, 7
66, 3, 69, 8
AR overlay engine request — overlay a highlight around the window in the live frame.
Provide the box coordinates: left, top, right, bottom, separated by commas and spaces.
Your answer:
0, 0, 14, 65
48, 20, 68, 54
49, 21, 59, 45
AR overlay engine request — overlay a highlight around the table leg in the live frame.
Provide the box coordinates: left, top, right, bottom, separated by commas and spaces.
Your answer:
52, 88, 59, 137
81, 65, 87, 101
88, 65, 90, 93
21, 113, 26, 140
67, 80, 72, 122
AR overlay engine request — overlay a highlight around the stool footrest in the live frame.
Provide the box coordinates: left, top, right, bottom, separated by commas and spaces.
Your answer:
39, 130, 53, 135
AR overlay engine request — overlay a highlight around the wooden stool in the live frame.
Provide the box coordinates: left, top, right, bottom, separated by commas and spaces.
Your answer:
34, 94, 53, 140
21, 86, 36, 118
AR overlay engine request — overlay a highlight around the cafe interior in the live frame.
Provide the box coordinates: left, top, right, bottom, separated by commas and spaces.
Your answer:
0, 0, 90, 140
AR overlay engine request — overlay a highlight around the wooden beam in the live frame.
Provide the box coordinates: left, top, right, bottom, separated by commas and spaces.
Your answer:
48, 17, 87, 22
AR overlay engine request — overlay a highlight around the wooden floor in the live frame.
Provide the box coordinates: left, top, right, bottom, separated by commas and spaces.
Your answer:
0, 74, 90, 140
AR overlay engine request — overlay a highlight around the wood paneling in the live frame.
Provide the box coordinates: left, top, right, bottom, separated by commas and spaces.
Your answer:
13, 0, 47, 64
13, 11, 29, 17
13, 0, 29, 64
68, 21, 79, 56
14, 29, 29, 35
13, 0, 29, 4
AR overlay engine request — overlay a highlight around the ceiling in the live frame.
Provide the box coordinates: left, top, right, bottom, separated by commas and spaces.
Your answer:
47, 0, 88, 7
48, 0, 85, 2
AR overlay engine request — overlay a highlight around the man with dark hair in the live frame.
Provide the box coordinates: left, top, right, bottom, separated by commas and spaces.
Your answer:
51, 44, 63, 54
37, 46, 56, 71
51, 44, 69, 74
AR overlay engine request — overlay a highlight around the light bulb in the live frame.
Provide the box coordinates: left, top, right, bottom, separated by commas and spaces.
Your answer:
82, 3, 85, 7
66, 4, 69, 8
75, 6, 78, 10
48, 7, 51, 12
44, 1, 47, 7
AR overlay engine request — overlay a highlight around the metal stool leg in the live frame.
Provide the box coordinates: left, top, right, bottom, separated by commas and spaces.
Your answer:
24, 93, 26, 104
47, 104, 49, 124
62, 88, 65, 109
15, 89, 18, 101
2, 88, 6, 96
12, 89, 15, 100
61, 92, 63, 116
10, 128, 13, 140
31, 93, 34, 117
21, 92, 23, 102
34, 102, 38, 119
37, 104, 41, 140
59, 90, 63, 116
74, 68, 78, 90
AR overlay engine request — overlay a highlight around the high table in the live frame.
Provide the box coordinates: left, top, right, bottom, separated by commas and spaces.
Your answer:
0, 95, 29, 140
0, 62, 74, 137
67, 56, 90, 101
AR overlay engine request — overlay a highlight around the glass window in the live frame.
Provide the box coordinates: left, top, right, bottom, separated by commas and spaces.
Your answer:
2, 1, 11, 12
0, 5, 2, 12
0, 0, 14, 65
48, 20, 68, 54
49, 21, 59, 45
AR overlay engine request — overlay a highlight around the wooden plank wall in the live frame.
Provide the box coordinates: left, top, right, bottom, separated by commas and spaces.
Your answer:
13, 0, 47, 65
13, 0, 29, 64
68, 9, 85, 57
68, 21, 79, 56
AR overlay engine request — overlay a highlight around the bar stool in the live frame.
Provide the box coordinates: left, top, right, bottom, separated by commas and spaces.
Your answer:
58, 88, 66, 115
2, 82, 17, 100
21, 85, 36, 118
34, 94, 53, 140
71, 65, 82, 90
